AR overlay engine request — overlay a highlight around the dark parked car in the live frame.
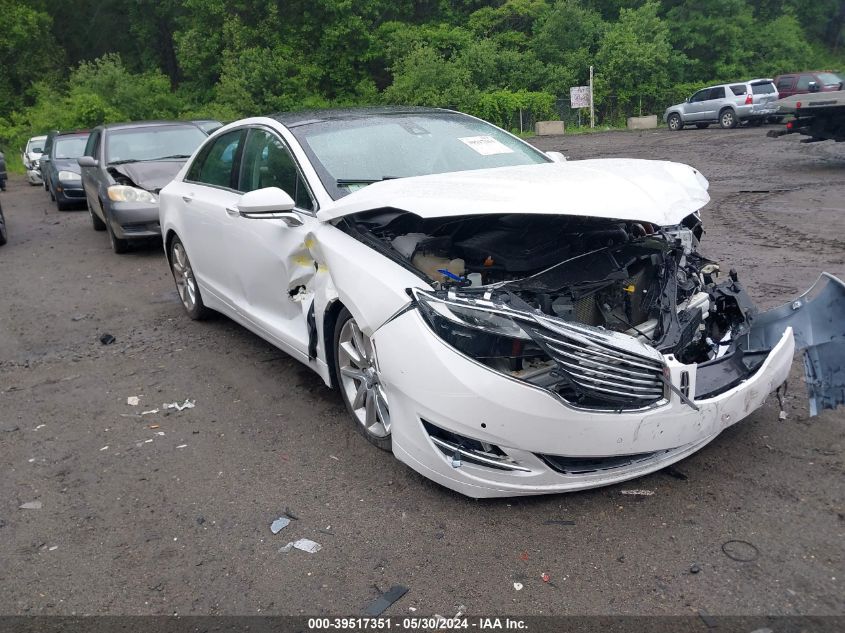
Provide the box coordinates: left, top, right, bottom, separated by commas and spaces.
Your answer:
0, 197, 7, 245
774, 71, 844, 98
38, 130, 59, 191
44, 131, 90, 210
78, 121, 209, 253
0, 150, 7, 191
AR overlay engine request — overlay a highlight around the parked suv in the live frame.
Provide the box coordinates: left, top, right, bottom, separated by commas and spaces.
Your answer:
663, 79, 779, 130
774, 71, 844, 99
78, 120, 209, 253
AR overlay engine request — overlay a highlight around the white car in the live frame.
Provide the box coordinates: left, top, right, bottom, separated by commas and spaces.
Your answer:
22, 135, 47, 185
159, 107, 844, 498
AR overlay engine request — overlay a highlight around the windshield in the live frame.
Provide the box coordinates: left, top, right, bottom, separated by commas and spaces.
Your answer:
291, 111, 549, 199
106, 125, 207, 164
27, 138, 45, 153
817, 72, 843, 86
54, 136, 89, 159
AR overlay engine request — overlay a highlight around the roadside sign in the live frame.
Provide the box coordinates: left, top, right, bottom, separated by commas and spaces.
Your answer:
570, 86, 591, 109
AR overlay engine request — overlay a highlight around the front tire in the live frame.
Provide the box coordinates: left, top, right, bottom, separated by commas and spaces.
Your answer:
169, 237, 210, 320
89, 201, 106, 231
719, 109, 737, 129
334, 308, 391, 451
667, 113, 683, 131
0, 205, 7, 246
105, 215, 130, 254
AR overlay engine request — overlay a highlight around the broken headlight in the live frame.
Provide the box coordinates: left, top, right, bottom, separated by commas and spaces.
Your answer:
413, 289, 547, 369
108, 185, 157, 204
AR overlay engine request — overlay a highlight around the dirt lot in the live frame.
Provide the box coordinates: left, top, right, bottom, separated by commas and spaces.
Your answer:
1, 126, 843, 618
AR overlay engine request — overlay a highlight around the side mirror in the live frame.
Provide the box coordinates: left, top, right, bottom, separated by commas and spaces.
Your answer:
236, 187, 302, 226
545, 151, 567, 163
808, 81, 819, 93
78, 156, 98, 168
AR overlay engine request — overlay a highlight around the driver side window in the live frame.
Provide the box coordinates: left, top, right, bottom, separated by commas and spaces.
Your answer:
690, 89, 709, 103
238, 128, 314, 211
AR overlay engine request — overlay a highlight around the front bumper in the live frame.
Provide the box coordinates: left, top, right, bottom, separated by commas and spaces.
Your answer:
374, 310, 794, 498
108, 201, 162, 239
55, 181, 85, 203
26, 168, 43, 185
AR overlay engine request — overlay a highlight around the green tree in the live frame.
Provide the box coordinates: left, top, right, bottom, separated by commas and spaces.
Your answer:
595, 1, 677, 115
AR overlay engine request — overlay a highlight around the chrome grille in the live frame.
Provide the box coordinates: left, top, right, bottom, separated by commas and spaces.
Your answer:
529, 325, 666, 409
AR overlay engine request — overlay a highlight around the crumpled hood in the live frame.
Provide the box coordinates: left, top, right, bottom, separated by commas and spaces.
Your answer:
110, 160, 188, 193
317, 159, 710, 226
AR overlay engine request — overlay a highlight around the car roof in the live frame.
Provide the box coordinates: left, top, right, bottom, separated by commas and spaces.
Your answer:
55, 130, 90, 137
270, 106, 451, 129
100, 120, 206, 131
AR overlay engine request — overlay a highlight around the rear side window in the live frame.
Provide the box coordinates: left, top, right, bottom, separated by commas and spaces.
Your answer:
751, 83, 776, 94
730, 84, 747, 95
708, 87, 726, 99
776, 77, 795, 90
187, 130, 244, 189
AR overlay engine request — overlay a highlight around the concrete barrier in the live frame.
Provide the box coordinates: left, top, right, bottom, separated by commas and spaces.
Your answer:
535, 120, 565, 136
627, 115, 658, 130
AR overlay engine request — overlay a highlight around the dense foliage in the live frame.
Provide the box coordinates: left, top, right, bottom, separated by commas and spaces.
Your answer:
1, 0, 843, 164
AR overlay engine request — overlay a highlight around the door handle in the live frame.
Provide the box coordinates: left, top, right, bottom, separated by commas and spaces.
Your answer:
182, 195, 193, 203
225, 206, 240, 217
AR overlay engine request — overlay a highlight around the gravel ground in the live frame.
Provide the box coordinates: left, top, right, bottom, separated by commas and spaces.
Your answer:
0, 126, 843, 617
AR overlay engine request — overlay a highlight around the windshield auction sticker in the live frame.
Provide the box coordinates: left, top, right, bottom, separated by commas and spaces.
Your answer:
458, 135, 515, 155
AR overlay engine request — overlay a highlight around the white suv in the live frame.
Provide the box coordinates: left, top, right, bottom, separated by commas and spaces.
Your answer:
663, 79, 779, 130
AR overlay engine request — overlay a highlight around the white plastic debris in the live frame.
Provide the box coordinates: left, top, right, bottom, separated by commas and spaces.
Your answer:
127, 396, 141, 406
48, 545, 58, 551
34, 424, 46, 430
99, 446, 109, 451
141, 409, 160, 416
270, 517, 291, 534
19, 501, 42, 510
164, 400, 195, 412
176, 444, 188, 449
621, 489, 654, 496
155, 431, 165, 436
292, 538, 322, 553
513, 582, 523, 591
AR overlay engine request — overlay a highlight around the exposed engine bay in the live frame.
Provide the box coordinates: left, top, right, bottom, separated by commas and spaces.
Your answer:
340, 209, 776, 410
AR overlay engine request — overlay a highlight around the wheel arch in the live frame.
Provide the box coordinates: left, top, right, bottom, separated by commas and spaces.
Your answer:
320, 298, 347, 390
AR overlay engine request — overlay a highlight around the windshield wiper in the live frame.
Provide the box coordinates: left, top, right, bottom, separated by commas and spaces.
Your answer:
108, 154, 192, 166
336, 176, 399, 186
146, 154, 192, 160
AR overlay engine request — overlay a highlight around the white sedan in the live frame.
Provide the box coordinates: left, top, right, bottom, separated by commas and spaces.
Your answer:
159, 107, 844, 498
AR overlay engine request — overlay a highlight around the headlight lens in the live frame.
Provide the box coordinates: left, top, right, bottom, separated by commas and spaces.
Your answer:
58, 170, 81, 182
413, 289, 545, 367
108, 185, 157, 204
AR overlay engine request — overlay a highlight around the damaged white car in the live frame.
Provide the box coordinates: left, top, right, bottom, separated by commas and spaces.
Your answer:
159, 107, 845, 498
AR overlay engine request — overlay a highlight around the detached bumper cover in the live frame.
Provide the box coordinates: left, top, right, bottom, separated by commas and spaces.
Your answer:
745, 273, 845, 415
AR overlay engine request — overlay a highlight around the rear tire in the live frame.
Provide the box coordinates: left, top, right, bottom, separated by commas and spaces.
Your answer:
695, 123, 710, 129
719, 109, 737, 129
667, 113, 683, 131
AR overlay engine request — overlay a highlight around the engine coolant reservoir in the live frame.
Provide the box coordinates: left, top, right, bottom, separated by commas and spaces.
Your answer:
411, 252, 465, 283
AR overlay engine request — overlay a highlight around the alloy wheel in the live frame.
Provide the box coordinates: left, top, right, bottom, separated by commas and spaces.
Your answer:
171, 242, 197, 311
337, 318, 390, 438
